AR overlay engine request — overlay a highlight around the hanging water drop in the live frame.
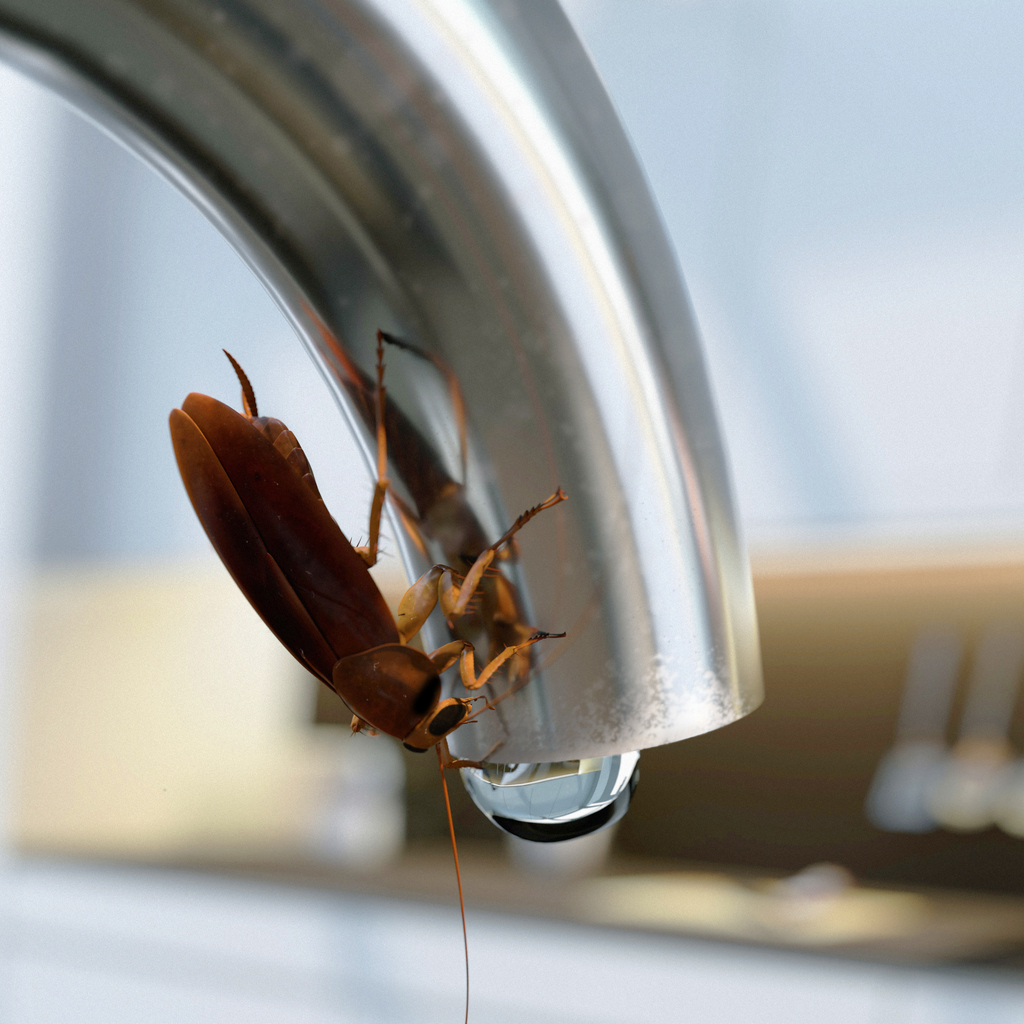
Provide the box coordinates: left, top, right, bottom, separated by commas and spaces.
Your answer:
461, 751, 640, 842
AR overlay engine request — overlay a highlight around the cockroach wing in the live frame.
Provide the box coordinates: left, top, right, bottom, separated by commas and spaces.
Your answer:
170, 394, 399, 682
170, 407, 337, 681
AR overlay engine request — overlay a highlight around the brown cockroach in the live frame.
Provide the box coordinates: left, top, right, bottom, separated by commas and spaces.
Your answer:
169, 339, 566, 1023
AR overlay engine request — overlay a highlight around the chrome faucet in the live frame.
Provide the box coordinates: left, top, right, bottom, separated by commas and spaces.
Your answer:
0, 0, 763, 834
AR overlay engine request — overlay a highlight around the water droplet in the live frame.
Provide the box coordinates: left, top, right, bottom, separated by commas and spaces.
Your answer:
460, 751, 640, 842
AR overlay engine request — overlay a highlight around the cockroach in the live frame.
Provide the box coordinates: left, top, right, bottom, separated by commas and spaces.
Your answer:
169, 339, 566, 1024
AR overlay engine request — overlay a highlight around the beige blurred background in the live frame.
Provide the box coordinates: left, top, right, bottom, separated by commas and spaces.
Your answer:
14, 557, 410, 863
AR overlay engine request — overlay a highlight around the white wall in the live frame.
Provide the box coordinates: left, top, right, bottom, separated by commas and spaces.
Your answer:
562, 1, 1024, 549
6, 860, 1024, 1024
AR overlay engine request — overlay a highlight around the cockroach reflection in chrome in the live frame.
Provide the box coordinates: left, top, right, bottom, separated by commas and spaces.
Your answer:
311, 315, 552, 707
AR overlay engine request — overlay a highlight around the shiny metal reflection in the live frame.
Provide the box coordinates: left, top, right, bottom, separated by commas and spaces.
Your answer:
0, 0, 762, 764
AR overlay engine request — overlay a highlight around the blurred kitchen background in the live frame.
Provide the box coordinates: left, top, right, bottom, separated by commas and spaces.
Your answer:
3, 1, 1024, 1021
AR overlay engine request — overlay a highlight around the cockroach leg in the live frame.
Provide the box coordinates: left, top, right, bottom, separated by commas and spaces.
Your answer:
458, 631, 566, 692
445, 489, 568, 621
427, 639, 471, 674
388, 489, 429, 557
491, 488, 568, 551
395, 565, 448, 642
422, 633, 565, 698
380, 330, 469, 485
437, 735, 485, 771
350, 715, 379, 736
460, 633, 565, 728
395, 489, 567, 645
356, 332, 391, 567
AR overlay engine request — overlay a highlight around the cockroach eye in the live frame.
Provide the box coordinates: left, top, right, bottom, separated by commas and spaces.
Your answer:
428, 702, 468, 736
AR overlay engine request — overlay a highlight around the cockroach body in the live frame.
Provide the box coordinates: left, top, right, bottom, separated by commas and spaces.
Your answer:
169, 344, 566, 762
170, 340, 567, 1024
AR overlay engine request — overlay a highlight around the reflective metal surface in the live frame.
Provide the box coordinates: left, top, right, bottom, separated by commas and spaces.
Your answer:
0, 0, 762, 762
